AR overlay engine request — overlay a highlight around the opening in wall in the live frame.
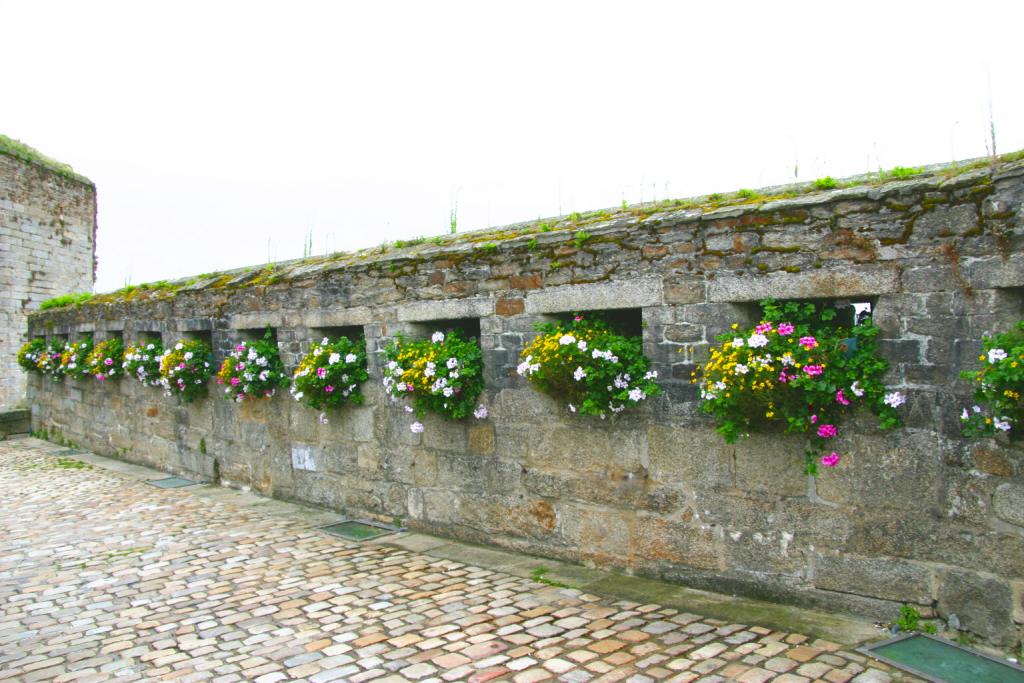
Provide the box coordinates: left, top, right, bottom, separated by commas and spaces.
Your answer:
181, 330, 213, 348
311, 325, 365, 346
549, 308, 644, 338
134, 331, 163, 347
741, 298, 875, 329
238, 327, 277, 345
104, 330, 124, 344
409, 318, 481, 341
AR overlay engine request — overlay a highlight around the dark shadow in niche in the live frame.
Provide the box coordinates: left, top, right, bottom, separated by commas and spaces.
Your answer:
310, 325, 365, 345
133, 330, 163, 346
408, 318, 481, 341
549, 308, 644, 338
237, 327, 277, 345
740, 298, 875, 329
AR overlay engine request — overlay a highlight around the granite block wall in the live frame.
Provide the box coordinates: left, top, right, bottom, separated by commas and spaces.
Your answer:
0, 149, 95, 410
27, 158, 1024, 646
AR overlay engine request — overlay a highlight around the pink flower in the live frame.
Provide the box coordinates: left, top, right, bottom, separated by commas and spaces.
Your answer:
810, 414, 818, 424
325, 385, 334, 393
104, 358, 114, 366
230, 377, 240, 386
236, 344, 246, 352
778, 372, 789, 383
316, 367, 327, 379
803, 364, 823, 376
236, 362, 245, 371
820, 452, 841, 468
777, 322, 795, 336
407, 384, 415, 392
835, 389, 850, 406
97, 374, 106, 382
755, 322, 773, 334
799, 336, 817, 350
574, 315, 583, 321
817, 424, 838, 438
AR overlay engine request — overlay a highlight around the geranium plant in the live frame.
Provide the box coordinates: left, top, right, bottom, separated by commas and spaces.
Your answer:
290, 335, 369, 410
36, 340, 66, 380
60, 337, 94, 381
216, 329, 288, 402
16, 338, 47, 374
960, 320, 1023, 438
518, 313, 660, 418
383, 329, 486, 427
693, 299, 904, 474
159, 339, 213, 403
85, 338, 124, 382
123, 338, 164, 387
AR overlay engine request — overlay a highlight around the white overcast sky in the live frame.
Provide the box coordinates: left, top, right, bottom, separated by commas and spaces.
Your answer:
3, 1, 1023, 293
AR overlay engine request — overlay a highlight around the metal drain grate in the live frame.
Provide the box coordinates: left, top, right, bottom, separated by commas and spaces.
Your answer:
859, 632, 1024, 683
147, 476, 199, 489
320, 519, 402, 541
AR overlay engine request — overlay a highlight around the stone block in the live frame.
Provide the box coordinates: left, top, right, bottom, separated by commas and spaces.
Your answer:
993, 483, 1024, 527
814, 554, 932, 603
398, 297, 494, 322
936, 569, 1014, 646
708, 264, 900, 303
630, 515, 721, 571
525, 277, 663, 314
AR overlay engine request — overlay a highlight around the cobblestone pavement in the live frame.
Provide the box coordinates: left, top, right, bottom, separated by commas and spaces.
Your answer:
0, 439, 918, 683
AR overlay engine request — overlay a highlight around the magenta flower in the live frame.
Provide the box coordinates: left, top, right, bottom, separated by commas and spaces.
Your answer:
810, 414, 818, 424
778, 372, 789, 383
104, 358, 114, 366
799, 336, 817, 350
236, 344, 246, 352
820, 452, 841, 467
97, 374, 106, 382
574, 315, 583, 321
803, 364, 823, 376
178, 362, 186, 370
777, 322, 795, 336
236, 362, 245, 371
755, 322, 773, 334
325, 385, 334, 393
817, 424, 838, 438
835, 389, 850, 406
230, 377, 240, 386
316, 367, 327, 379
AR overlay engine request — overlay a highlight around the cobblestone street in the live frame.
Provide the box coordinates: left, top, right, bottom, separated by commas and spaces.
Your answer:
0, 438, 916, 683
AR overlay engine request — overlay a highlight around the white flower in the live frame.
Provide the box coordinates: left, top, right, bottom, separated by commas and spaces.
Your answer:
450, 370, 459, 379
961, 408, 969, 420
446, 357, 459, 369
559, 334, 576, 346
259, 370, 270, 382
396, 382, 407, 392
747, 333, 769, 348
714, 381, 727, 391
318, 413, 329, 425
410, 422, 424, 434
321, 337, 329, 346
175, 343, 184, 351
733, 364, 749, 375
851, 381, 865, 397
993, 417, 1012, 432
255, 357, 268, 367
387, 360, 398, 370
883, 391, 906, 408
568, 403, 576, 413
973, 405, 982, 413
431, 331, 445, 343
644, 370, 658, 380
577, 340, 588, 351
404, 406, 414, 413
442, 387, 454, 397
988, 348, 1008, 363
146, 344, 154, 350
424, 365, 435, 377
573, 366, 586, 381
731, 337, 745, 348
613, 375, 629, 389
628, 388, 644, 402
345, 353, 357, 364
473, 405, 488, 419
184, 351, 193, 361
247, 349, 257, 361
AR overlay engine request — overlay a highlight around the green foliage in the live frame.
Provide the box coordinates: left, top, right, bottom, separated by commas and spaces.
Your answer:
17, 338, 47, 373
960, 320, 1023, 438
737, 188, 759, 200
84, 338, 124, 382
813, 176, 838, 190
216, 329, 289, 401
383, 329, 485, 421
573, 230, 591, 248
538, 222, 553, 232
40, 292, 94, 310
531, 567, 571, 588
527, 238, 538, 251
290, 334, 369, 410
893, 604, 936, 634
449, 205, 458, 234
123, 338, 164, 387
518, 314, 660, 418
882, 165, 922, 180
35, 340, 66, 380
198, 438, 206, 455
695, 299, 903, 474
708, 192, 724, 202
568, 211, 582, 223
60, 337, 94, 380
0, 134, 93, 184
160, 339, 213, 403
394, 236, 427, 248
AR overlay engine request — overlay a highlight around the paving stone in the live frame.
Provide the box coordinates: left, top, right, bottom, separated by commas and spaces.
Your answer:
0, 441, 901, 683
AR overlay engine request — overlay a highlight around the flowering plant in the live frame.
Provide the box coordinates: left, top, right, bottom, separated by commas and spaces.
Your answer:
694, 299, 903, 474
35, 340, 66, 379
159, 339, 213, 402
84, 338, 124, 382
123, 338, 165, 387
518, 314, 660, 418
383, 329, 485, 423
290, 335, 369, 410
216, 330, 288, 402
17, 338, 47, 374
960, 321, 1023, 438
60, 337, 94, 380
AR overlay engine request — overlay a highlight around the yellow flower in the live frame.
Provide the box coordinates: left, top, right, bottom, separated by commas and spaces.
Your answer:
765, 411, 774, 419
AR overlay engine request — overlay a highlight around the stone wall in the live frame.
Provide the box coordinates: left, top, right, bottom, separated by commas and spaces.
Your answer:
27, 158, 1024, 647
0, 147, 95, 410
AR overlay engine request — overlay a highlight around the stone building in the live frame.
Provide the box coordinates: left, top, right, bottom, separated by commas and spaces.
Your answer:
26, 153, 1024, 647
0, 136, 96, 411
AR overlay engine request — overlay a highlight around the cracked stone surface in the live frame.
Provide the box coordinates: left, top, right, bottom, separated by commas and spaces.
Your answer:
0, 438, 921, 682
